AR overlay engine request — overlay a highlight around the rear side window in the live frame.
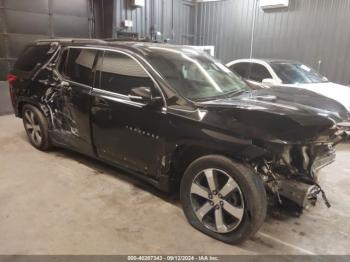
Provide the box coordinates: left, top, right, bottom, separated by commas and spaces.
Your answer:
249, 63, 272, 82
229, 62, 250, 78
59, 48, 97, 86
97, 51, 154, 95
14, 45, 52, 72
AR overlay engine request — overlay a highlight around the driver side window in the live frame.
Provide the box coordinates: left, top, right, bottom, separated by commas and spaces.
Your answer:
249, 63, 272, 83
97, 51, 155, 96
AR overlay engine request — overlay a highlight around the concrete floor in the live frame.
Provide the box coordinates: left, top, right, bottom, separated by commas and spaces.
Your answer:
0, 114, 350, 255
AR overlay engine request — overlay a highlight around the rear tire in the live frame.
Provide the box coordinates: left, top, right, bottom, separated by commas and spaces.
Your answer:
22, 104, 51, 151
180, 155, 267, 244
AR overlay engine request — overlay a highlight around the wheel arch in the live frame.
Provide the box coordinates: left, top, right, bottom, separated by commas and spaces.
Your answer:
16, 98, 40, 118
17, 100, 27, 118
167, 141, 268, 192
16, 99, 52, 126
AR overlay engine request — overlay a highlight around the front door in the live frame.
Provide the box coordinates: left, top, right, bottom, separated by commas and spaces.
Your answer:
91, 50, 167, 177
52, 47, 98, 155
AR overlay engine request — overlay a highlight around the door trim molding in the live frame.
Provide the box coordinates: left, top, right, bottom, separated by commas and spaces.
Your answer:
91, 88, 144, 108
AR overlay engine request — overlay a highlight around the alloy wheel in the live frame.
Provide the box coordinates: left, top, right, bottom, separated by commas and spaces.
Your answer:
24, 109, 43, 146
190, 168, 244, 233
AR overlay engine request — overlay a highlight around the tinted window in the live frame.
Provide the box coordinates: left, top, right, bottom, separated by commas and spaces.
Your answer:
249, 63, 272, 82
270, 63, 327, 84
14, 45, 52, 72
230, 62, 250, 78
97, 51, 154, 95
146, 49, 249, 101
61, 48, 97, 86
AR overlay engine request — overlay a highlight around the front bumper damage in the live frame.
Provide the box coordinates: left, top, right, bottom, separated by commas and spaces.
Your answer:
253, 130, 347, 211
273, 176, 320, 208
268, 172, 331, 209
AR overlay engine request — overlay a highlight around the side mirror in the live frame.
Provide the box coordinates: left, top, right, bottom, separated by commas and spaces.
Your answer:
262, 78, 275, 87
129, 86, 162, 106
322, 76, 329, 82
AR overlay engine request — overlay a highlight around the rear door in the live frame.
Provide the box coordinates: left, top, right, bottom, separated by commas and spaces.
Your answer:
53, 47, 98, 155
91, 50, 168, 177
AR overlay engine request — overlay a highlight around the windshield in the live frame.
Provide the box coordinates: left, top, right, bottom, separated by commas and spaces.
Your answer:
145, 47, 249, 101
270, 62, 328, 84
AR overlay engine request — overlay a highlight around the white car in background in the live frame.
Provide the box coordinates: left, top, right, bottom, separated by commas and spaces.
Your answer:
226, 59, 350, 113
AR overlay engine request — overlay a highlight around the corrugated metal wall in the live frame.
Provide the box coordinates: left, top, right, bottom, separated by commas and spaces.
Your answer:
3, 0, 348, 84
0, 0, 92, 80
113, 0, 196, 44
197, 0, 350, 85
0, 0, 197, 80
197, 0, 255, 62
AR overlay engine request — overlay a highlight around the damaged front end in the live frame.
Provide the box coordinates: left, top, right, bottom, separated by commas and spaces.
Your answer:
202, 91, 350, 212
251, 131, 346, 211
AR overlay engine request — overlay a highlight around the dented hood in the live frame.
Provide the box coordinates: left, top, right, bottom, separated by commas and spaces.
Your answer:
200, 86, 348, 142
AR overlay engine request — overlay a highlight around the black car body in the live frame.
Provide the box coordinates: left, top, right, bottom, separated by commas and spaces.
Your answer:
8, 39, 349, 243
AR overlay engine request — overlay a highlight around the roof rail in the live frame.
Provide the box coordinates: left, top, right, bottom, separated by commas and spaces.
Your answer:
104, 37, 152, 42
36, 38, 106, 44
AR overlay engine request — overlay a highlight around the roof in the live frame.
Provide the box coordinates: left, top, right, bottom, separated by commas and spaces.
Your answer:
259, 58, 302, 64
34, 38, 202, 57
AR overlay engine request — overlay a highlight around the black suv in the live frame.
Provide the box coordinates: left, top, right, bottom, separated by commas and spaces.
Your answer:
8, 39, 348, 244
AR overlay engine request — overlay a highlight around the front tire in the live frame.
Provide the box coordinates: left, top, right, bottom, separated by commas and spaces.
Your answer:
180, 155, 267, 244
22, 104, 51, 151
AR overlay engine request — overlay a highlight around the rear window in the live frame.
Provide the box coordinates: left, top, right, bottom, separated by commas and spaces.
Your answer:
14, 45, 52, 72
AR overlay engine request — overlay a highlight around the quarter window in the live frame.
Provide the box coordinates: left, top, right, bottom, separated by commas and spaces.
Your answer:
97, 51, 154, 96
60, 48, 97, 86
249, 63, 272, 82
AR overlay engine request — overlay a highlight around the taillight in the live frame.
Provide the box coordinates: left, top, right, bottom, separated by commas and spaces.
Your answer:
7, 73, 17, 85
7, 73, 17, 107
